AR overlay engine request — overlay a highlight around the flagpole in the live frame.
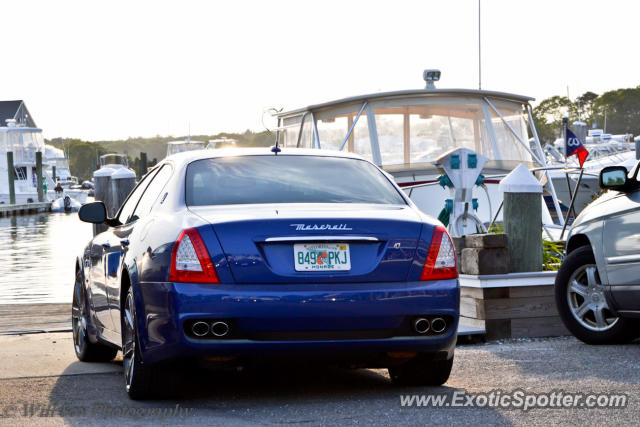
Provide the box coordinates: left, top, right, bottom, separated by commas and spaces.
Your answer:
560, 167, 584, 241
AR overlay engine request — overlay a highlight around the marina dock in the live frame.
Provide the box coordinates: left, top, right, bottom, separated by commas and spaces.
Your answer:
0, 303, 71, 335
0, 202, 51, 217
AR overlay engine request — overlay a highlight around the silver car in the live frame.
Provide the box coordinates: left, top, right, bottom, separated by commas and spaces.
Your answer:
556, 163, 640, 344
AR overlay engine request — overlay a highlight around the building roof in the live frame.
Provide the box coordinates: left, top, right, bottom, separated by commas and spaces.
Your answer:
0, 100, 37, 127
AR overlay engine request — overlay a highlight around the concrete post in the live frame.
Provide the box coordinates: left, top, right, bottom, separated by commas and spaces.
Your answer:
6, 152, 16, 205
52, 165, 57, 182
139, 152, 148, 178
36, 152, 44, 202
499, 164, 543, 272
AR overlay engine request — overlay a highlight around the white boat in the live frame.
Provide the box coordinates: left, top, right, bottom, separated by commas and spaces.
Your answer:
0, 100, 56, 204
207, 138, 237, 149
545, 130, 636, 216
51, 194, 82, 212
95, 153, 135, 175
44, 144, 89, 204
166, 138, 206, 156
275, 70, 565, 237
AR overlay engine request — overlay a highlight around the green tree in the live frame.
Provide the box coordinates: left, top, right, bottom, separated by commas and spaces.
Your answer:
532, 96, 574, 143
592, 87, 640, 135
575, 91, 599, 123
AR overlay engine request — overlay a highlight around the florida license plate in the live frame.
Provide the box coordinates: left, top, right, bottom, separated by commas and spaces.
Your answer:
294, 243, 351, 271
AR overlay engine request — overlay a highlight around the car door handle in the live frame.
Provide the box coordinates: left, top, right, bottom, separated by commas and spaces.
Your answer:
101, 242, 111, 249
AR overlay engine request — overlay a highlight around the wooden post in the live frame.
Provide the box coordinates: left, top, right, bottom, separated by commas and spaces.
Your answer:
6, 152, 16, 205
139, 152, 148, 178
36, 151, 44, 202
499, 164, 543, 272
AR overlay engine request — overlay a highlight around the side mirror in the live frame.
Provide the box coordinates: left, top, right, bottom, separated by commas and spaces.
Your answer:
599, 166, 629, 191
78, 201, 107, 224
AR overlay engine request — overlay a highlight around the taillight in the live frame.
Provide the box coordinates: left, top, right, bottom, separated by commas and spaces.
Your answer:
420, 226, 458, 280
169, 228, 219, 283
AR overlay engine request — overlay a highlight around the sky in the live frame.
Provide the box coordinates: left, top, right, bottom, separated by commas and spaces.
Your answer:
1, 0, 638, 141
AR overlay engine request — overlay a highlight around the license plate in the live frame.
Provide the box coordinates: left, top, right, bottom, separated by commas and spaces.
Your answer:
294, 243, 351, 271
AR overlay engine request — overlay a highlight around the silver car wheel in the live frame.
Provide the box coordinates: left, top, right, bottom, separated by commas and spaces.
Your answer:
72, 279, 86, 355
567, 264, 618, 332
123, 292, 136, 391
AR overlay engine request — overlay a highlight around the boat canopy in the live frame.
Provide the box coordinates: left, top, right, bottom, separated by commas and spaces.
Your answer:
276, 88, 541, 175
0, 126, 45, 164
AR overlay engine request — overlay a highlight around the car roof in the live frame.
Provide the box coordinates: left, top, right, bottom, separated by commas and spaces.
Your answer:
162, 147, 367, 167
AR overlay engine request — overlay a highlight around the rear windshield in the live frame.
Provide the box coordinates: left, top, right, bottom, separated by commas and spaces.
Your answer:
185, 155, 406, 206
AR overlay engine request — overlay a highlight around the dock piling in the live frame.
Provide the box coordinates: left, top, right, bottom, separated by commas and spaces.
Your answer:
499, 164, 543, 272
6, 152, 16, 205
36, 152, 44, 202
139, 152, 148, 178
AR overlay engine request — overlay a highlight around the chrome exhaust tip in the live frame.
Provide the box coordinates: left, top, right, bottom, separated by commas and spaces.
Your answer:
431, 317, 446, 333
413, 318, 430, 334
211, 321, 230, 337
192, 321, 210, 337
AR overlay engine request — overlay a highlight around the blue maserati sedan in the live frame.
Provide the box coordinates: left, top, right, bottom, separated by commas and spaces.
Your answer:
74, 148, 460, 399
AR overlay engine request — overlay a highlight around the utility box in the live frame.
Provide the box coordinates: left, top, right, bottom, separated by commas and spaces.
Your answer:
433, 148, 489, 236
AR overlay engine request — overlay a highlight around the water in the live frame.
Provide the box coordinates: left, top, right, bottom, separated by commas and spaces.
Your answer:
0, 212, 93, 304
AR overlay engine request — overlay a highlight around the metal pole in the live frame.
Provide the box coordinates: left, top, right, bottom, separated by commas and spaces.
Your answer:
36, 151, 44, 203
311, 112, 321, 149
6, 152, 15, 205
339, 101, 367, 151
484, 98, 543, 165
527, 104, 565, 226
560, 168, 584, 240
478, 0, 481, 90
487, 200, 503, 233
52, 165, 57, 183
564, 171, 577, 219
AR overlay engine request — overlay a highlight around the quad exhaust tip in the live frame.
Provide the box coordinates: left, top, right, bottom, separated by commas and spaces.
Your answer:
211, 321, 230, 337
431, 317, 447, 333
413, 318, 430, 334
192, 321, 210, 337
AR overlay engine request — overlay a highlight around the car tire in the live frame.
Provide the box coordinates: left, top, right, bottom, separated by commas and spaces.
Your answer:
122, 286, 157, 400
388, 355, 453, 386
72, 269, 118, 362
555, 245, 637, 345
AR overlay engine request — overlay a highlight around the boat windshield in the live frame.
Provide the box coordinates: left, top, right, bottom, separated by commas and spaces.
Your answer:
278, 95, 535, 173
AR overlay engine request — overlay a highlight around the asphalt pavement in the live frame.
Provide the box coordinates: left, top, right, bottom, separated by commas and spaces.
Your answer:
0, 332, 638, 426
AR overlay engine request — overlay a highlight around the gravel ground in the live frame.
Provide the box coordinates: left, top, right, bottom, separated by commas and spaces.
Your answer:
0, 333, 638, 426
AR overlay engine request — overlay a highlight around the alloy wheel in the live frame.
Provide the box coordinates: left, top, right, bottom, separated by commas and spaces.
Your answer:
566, 264, 618, 332
72, 276, 87, 355
123, 292, 136, 391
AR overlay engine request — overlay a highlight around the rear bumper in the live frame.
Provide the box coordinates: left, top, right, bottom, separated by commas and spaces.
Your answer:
135, 279, 460, 365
